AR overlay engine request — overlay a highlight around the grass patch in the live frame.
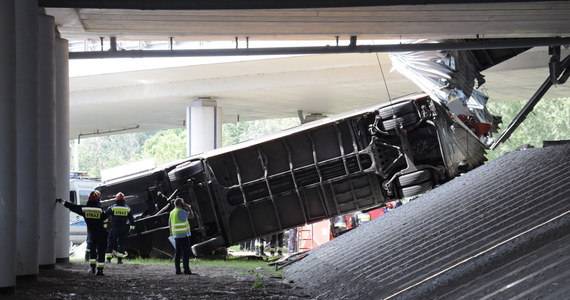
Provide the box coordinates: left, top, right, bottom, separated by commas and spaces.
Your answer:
125, 257, 172, 265
71, 255, 283, 278
70, 253, 283, 280
228, 245, 241, 251
190, 257, 283, 278
251, 273, 265, 289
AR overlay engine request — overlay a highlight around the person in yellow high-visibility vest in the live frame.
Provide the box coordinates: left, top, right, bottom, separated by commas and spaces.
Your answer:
169, 198, 195, 275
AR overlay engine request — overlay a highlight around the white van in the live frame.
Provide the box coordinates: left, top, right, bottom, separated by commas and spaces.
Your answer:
69, 178, 100, 244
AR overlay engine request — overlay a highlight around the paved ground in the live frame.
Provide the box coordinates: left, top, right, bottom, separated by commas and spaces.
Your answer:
285, 143, 570, 299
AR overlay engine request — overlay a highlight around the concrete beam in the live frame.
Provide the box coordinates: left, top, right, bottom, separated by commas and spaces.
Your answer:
69, 38, 570, 60
37, 0, 566, 10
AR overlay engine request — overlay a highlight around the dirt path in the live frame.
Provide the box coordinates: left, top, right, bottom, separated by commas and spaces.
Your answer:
9, 261, 313, 299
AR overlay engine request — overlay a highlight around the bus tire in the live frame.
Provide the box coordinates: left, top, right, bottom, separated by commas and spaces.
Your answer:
399, 180, 434, 198
191, 235, 226, 256
397, 169, 433, 187
168, 161, 204, 184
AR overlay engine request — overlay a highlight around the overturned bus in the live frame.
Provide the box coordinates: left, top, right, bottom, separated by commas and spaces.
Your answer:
96, 45, 530, 257
97, 92, 494, 257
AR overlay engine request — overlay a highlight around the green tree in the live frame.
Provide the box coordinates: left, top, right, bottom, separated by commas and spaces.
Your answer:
72, 118, 300, 177
486, 97, 570, 161
74, 131, 156, 176
139, 128, 187, 164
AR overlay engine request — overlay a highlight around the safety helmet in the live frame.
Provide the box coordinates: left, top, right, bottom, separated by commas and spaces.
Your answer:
88, 191, 101, 201
115, 192, 125, 201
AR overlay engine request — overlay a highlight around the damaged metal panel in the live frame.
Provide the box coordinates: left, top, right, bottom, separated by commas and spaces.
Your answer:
389, 40, 514, 146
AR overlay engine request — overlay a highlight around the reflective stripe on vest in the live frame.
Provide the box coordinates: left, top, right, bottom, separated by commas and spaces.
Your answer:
170, 207, 190, 235
82, 207, 103, 219
112, 206, 130, 216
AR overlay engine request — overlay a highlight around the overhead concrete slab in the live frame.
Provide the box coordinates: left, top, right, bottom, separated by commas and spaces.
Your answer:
41, 1, 570, 139
69, 46, 570, 139
69, 52, 414, 138
46, 2, 570, 41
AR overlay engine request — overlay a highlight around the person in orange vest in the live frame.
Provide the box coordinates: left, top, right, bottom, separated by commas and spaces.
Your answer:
169, 198, 195, 275
57, 191, 108, 276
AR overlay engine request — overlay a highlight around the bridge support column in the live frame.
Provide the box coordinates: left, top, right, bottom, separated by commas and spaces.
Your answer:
15, 0, 39, 278
55, 37, 70, 263
186, 98, 222, 156
37, 13, 57, 269
0, 0, 17, 294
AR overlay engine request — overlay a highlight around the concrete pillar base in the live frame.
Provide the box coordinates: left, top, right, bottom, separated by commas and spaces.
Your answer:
16, 274, 38, 281
55, 257, 69, 264
0, 286, 15, 295
38, 264, 55, 270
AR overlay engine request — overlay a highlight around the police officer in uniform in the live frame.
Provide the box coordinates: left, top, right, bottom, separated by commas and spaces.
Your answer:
105, 192, 135, 264
57, 191, 108, 276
